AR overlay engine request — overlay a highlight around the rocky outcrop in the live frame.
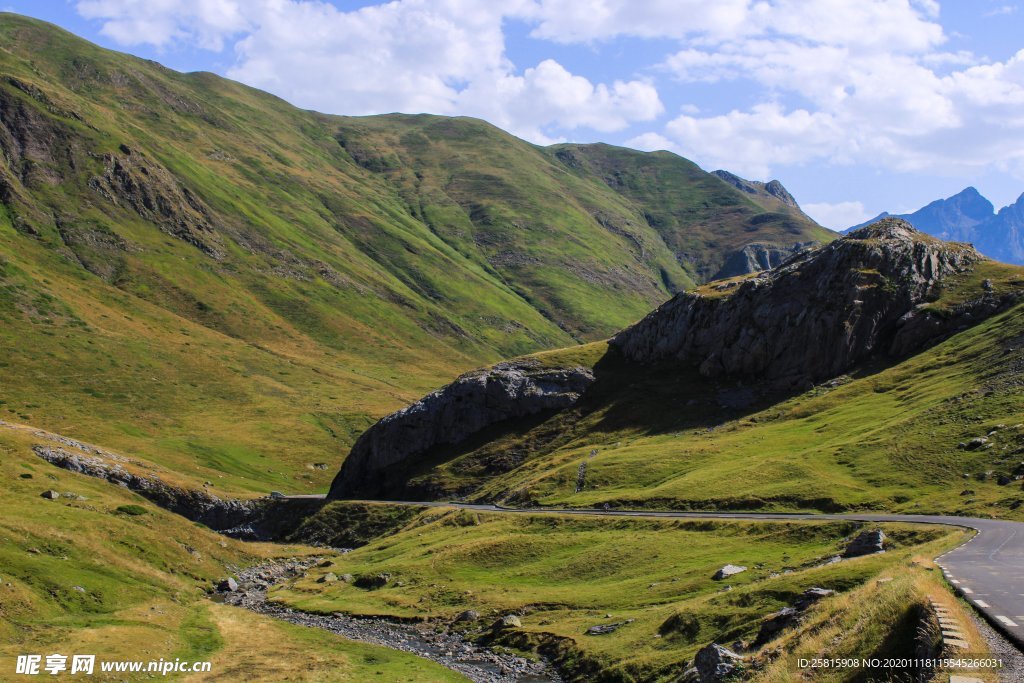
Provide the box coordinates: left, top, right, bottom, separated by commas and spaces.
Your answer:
33, 444, 260, 532
329, 361, 594, 499
611, 219, 988, 389
712, 241, 813, 279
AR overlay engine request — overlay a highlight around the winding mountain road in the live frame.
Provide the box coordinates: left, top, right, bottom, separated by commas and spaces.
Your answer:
302, 497, 1024, 651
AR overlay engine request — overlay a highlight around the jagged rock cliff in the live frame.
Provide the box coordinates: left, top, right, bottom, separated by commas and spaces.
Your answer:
611, 219, 992, 388
329, 361, 594, 499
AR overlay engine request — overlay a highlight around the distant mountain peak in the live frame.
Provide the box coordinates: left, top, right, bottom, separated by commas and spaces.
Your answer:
846, 187, 1000, 247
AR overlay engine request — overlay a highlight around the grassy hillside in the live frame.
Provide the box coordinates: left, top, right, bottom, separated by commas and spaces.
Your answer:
0, 424, 466, 682
275, 505, 969, 682
376, 259, 1024, 520
0, 13, 829, 494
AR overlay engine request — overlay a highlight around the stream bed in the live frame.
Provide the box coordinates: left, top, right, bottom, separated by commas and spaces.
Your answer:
215, 558, 562, 683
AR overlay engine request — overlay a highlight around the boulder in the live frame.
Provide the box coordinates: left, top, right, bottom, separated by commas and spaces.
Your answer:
959, 437, 989, 450
843, 529, 886, 558
40, 490, 60, 500
453, 610, 480, 623
317, 572, 338, 584
217, 577, 239, 592
492, 614, 522, 630
353, 572, 392, 589
694, 643, 744, 682
713, 564, 747, 580
340, 574, 355, 583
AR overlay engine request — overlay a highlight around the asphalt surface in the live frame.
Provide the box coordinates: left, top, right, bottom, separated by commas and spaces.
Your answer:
286, 496, 1024, 651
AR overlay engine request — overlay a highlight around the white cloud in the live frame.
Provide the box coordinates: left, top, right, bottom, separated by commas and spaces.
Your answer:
662, 104, 843, 179
640, 3, 1024, 181
803, 201, 874, 230
77, 0, 251, 50
984, 5, 1017, 17
625, 132, 676, 152
74, 0, 661, 144
527, 0, 751, 43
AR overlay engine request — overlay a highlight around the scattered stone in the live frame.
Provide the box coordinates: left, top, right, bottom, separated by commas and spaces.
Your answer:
317, 573, 338, 584
71, 585, 86, 593
453, 610, 479, 623
492, 615, 522, 630
713, 564, 747, 580
340, 574, 355, 583
959, 437, 989, 451
694, 643, 744, 682
217, 577, 239, 592
40, 490, 60, 500
843, 529, 886, 558
793, 587, 835, 610
586, 620, 633, 635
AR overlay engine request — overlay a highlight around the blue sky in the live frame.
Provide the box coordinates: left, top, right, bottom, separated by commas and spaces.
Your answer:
5, 1, 1024, 228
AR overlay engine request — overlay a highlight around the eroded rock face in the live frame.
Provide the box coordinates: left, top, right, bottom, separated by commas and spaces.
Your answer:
89, 145, 224, 258
713, 241, 814, 279
612, 219, 986, 388
329, 361, 594, 499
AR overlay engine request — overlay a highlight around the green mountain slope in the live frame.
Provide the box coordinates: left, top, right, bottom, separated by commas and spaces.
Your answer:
0, 13, 828, 493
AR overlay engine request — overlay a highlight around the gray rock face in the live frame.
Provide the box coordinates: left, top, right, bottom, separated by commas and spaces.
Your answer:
329, 361, 595, 499
218, 577, 239, 592
694, 643, 744, 682
843, 529, 886, 558
713, 242, 813, 279
612, 220, 986, 388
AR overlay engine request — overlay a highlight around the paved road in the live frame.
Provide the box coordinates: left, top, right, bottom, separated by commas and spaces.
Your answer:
283, 496, 1024, 650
